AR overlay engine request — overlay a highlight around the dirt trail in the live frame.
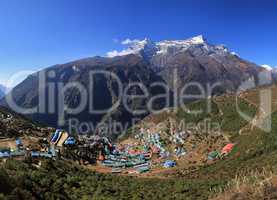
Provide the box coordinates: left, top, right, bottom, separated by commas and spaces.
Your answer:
0, 136, 40, 149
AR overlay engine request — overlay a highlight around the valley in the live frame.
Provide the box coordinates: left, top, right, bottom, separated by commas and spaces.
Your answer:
1, 1, 276, 199
1, 85, 277, 199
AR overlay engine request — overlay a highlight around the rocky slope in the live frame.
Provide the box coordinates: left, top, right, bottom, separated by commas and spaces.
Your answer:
0, 36, 269, 138
1, 55, 168, 139
110, 35, 267, 95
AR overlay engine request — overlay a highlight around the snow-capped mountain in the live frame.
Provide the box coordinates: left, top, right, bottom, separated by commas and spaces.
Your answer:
1, 35, 266, 137
156, 35, 231, 57
156, 35, 209, 55
107, 35, 233, 60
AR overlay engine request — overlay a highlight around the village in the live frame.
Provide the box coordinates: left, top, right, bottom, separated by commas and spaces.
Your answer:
0, 122, 235, 176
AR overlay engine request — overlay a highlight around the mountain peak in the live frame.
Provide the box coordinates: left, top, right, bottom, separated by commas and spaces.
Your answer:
107, 35, 233, 58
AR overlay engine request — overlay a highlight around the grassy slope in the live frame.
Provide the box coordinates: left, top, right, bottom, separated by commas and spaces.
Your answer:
119, 92, 277, 199
176, 89, 277, 198
2, 86, 277, 199
193, 97, 277, 179
173, 96, 273, 181
123, 91, 277, 197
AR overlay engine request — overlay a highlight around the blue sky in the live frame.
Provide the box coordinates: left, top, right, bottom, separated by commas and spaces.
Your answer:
0, 0, 277, 85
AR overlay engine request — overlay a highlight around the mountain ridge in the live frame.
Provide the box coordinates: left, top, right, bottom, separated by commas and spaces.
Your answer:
107, 35, 235, 59
0, 36, 272, 139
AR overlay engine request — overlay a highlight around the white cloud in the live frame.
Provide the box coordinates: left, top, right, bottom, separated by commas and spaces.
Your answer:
121, 38, 132, 45
106, 49, 134, 57
107, 38, 142, 57
121, 38, 140, 45
106, 38, 150, 57
107, 50, 121, 57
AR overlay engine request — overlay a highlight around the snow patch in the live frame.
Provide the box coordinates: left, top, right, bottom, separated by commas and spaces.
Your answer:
106, 35, 234, 59
156, 35, 207, 55
261, 64, 273, 71
231, 51, 239, 56
72, 65, 80, 72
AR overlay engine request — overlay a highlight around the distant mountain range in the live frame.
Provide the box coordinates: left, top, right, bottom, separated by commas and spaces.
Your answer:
0, 35, 272, 138
0, 84, 7, 99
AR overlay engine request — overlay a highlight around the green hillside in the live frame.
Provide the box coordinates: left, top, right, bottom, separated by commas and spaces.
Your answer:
2, 87, 277, 200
